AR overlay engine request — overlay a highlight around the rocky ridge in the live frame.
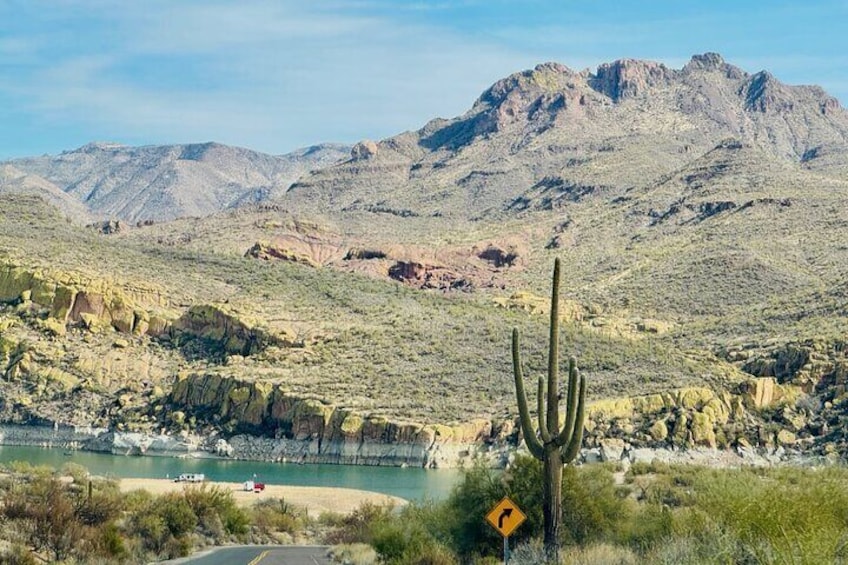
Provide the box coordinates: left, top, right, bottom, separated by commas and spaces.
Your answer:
2, 142, 350, 223
0, 165, 92, 221
285, 53, 847, 220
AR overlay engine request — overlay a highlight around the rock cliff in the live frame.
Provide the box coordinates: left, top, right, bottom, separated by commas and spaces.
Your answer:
0, 262, 172, 335
166, 373, 496, 467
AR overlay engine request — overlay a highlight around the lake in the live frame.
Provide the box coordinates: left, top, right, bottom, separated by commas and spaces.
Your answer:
0, 445, 462, 501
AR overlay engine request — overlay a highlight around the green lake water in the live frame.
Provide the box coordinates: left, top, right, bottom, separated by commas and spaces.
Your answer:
0, 445, 462, 501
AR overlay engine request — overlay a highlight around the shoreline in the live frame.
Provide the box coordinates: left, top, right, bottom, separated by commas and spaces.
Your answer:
118, 478, 406, 517
0, 423, 491, 468
0, 423, 839, 472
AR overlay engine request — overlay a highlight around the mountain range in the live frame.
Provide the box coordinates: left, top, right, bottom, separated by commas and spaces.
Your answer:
3, 142, 350, 223
1, 53, 847, 465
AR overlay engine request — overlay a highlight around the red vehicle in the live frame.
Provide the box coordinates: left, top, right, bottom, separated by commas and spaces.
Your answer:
244, 480, 266, 492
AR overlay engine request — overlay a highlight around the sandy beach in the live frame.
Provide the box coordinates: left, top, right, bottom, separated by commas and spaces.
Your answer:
119, 478, 406, 517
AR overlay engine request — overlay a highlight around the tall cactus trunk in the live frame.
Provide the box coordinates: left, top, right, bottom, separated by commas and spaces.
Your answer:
512, 258, 587, 564
543, 454, 563, 557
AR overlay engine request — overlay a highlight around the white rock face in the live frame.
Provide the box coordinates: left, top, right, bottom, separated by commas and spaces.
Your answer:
225, 434, 495, 468
0, 424, 107, 449
85, 431, 199, 455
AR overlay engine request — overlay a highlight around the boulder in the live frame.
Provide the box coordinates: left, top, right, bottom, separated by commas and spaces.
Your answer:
173, 304, 295, 355
477, 245, 520, 268
740, 377, 776, 408
214, 438, 234, 457
649, 420, 668, 441
387, 261, 472, 291
776, 429, 796, 446
599, 438, 627, 462
244, 242, 319, 267
690, 412, 717, 448
351, 140, 379, 160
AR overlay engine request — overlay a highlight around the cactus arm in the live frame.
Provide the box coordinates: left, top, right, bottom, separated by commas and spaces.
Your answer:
546, 258, 561, 432
537, 376, 552, 443
562, 374, 587, 464
513, 329, 544, 458
554, 360, 580, 448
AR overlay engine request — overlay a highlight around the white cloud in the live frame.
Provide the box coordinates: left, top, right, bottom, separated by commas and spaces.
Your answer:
10, 1, 535, 153
8, 0, 844, 155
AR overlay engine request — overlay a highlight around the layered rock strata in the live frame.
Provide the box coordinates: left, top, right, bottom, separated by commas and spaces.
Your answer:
167, 373, 496, 467
0, 263, 172, 336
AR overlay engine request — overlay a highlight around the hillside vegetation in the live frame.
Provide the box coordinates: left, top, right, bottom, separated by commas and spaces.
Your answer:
1, 53, 848, 463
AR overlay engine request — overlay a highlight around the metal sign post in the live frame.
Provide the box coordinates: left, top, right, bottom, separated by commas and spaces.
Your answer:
485, 496, 526, 565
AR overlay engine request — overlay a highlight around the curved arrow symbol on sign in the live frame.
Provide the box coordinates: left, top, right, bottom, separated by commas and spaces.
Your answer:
498, 508, 513, 529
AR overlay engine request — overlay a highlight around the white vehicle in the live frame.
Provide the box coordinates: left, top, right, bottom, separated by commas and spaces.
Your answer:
173, 473, 205, 483
243, 480, 266, 492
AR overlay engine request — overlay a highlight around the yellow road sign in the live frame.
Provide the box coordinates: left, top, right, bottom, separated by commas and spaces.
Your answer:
485, 496, 527, 538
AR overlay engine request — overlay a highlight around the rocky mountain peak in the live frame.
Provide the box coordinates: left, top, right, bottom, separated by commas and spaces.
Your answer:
351, 140, 380, 160
533, 61, 576, 75
683, 52, 748, 80
69, 141, 127, 155
475, 63, 574, 109
742, 71, 794, 113
590, 58, 673, 101
688, 52, 725, 70
177, 142, 225, 162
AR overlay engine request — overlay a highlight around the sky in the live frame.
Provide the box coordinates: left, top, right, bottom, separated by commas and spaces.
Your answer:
1, 0, 846, 159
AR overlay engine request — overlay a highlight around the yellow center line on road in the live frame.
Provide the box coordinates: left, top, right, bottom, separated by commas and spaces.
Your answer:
247, 550, 270, 565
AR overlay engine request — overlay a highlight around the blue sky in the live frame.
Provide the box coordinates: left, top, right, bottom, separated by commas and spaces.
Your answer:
1, 0, 846, 159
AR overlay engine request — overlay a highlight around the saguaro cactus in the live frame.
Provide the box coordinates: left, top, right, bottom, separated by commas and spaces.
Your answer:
512, 258, 587, 562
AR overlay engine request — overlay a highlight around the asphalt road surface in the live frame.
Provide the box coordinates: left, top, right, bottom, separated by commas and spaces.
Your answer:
162, 545, 332, 565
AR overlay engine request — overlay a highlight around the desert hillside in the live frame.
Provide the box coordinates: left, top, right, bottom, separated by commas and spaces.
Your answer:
1, 54, 847, 465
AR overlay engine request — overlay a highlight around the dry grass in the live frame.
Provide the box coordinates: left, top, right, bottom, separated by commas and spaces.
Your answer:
118, 478, 405, 518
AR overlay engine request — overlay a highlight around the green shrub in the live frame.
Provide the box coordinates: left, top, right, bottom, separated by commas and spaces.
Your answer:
688, 467, 848, 562
122, 488, 154, 513
1, 488, 29, 520
371, 518, 457, 565
624, 464, 848, 563
60, 462, 90, 484
6, 461, 52, 478
0, 545, 37, 565
154, 494, 198, 537
252, 498, 307, 534
100, 523, 128, 560
27, 476, 82, 561
501, 455, 544, 545
403, 543, 458, 565
370, 516, 458, 565
561, 542, 639, 565
130, 512, 169, 553
560, 465, 633, 545
323, 502, 395, 545
442, 462, 505, 557
624, 504, 674, 552
225, 506, 251, 536
327, 543, 378, 565
77, 489, 124, 526
163, 535, 192, 560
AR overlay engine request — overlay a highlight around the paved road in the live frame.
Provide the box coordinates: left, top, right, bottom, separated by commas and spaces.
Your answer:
160, 545, 332, 565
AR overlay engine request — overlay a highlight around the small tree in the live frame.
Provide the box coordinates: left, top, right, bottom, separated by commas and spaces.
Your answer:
28, 478, 83, 561
511, 258, 587, 563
